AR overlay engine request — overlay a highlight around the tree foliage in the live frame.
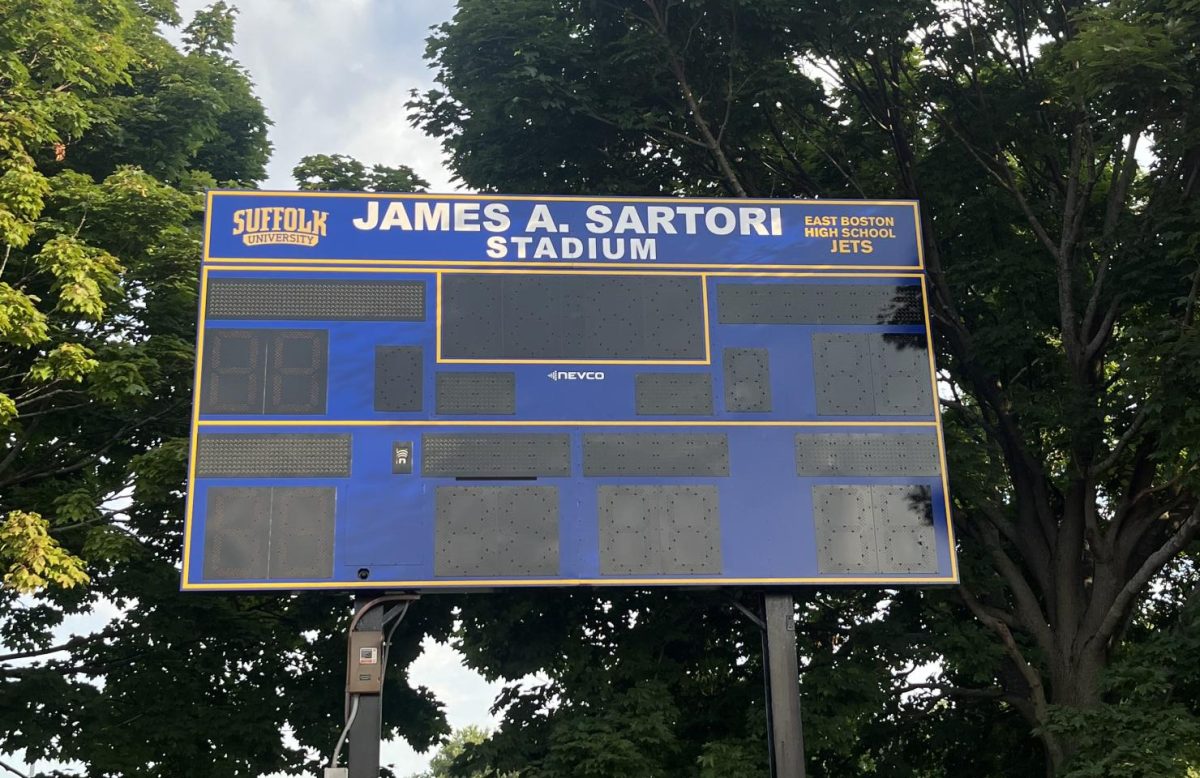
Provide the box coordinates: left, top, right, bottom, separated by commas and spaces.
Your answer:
409, 0, 1200, 774
412, 725, 517, 778
293, 153, 430, 193
3, 0, 1197, 775
0, 5, 449, 776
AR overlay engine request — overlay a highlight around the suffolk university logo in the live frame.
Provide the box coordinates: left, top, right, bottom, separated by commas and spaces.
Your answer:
232, 206, 329, 247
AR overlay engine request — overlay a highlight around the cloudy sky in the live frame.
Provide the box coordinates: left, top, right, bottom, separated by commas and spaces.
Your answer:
170, 2, 500, 773
195, 0, 462, 193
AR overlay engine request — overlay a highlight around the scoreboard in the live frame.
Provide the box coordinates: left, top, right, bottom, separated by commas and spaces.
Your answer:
181, 192, 956, 591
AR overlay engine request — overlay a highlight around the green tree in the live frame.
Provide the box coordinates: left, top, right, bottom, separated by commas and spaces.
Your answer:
413, 725, 516, 778
0, 0, 141, 593
294, 153, 430, 192
410, 0, 1200, 774
0, 6, 448, 776
1046, 586, 1200, 777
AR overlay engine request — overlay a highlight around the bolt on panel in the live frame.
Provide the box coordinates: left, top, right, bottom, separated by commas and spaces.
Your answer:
440, 274, 706, 360
434, 486, 559, 577
374, 346, 423, 412
794, 433, 940, 477
598, 485, 721, 575
582, 433, 729, 476
723, 348, 772, 412
203, 487, 272, 580
717, 283, 922, 325
268, 487, 336, 579
635, 373, 713, 415
436, 372, 516, 415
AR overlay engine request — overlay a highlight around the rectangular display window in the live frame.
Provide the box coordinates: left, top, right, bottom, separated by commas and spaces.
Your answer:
199, 328, 328, 415
439, 273, 708, 362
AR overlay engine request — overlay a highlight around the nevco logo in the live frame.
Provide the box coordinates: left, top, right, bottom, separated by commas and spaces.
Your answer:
547, 370, 606, 381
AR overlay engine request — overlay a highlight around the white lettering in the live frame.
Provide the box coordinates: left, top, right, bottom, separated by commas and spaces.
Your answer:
454, 203, 481, 231
705, 207, 736, 235
353, 200, 380, 230
525, 204, 558, 232
613, 206, 645, 234
646, 206, 677, 234
740, 207, 768, 235
509, 236, 533, 258
677, 206, 704, 234
533, 237, 557, 259
630, 238, 656, 260
561, 237, 583, 259
483, 203, 510, 232
585, 205, 612, 233
414, 202, 450, 231
378, 201, 412, 230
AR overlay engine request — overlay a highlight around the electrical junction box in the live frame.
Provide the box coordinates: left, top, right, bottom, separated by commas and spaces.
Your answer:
346, 630, 384, 694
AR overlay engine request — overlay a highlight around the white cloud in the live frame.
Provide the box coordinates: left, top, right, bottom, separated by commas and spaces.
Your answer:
175, 0, 459, 190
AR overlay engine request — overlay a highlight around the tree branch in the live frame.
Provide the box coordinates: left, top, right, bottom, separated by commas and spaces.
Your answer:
0, 758, 29, 778
959, 583, 1062, 765
1093, 505, 1200, 649
1089, 405, 1149, 478
969, 519, 1060, 662
641, 0, 749, 197
0, 635, 92, 664
898, 681, 1005, 700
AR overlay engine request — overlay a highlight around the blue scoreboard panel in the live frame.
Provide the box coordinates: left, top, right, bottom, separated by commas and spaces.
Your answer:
182, 192, 957, 591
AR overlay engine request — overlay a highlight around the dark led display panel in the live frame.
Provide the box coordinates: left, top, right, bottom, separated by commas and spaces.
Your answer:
206, 278, 425, 320
199, 329, 328, 415
440, 273, 707, 361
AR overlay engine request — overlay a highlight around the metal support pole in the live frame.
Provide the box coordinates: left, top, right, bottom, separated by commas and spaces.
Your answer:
762, 592, 806, 777
349, 594, 383, 778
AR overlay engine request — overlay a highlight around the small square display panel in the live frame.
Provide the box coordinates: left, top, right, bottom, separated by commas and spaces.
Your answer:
203, 487, 334, 580
598, 486, 722, 575
435, 486, 559, 577
723, 348, 771, 412
375, 346, 423, 412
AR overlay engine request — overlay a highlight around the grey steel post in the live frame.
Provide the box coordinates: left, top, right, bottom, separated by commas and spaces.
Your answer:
763, 592, 806, 777
349, 594, 382, 778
